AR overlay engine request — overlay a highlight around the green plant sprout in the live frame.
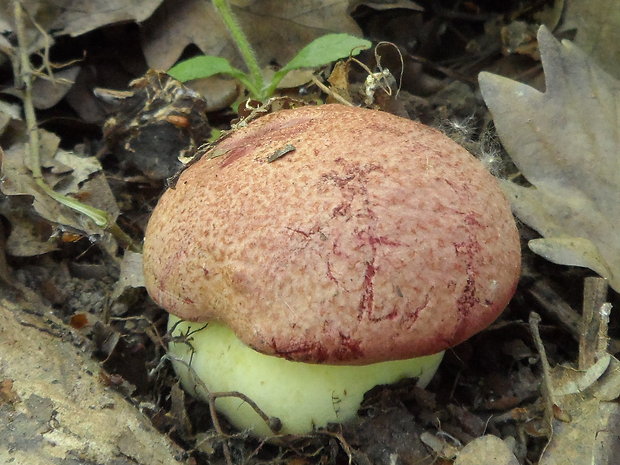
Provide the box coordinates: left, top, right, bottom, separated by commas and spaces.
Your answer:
168, 0, 371, 101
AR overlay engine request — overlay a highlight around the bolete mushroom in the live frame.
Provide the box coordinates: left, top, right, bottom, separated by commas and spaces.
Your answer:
143, 104, 521, 438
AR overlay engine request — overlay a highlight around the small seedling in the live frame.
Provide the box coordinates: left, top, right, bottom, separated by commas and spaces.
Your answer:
168, 0, 371, 101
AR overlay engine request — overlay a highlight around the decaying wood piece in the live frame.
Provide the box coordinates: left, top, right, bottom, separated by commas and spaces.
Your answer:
0, 296, 182, 465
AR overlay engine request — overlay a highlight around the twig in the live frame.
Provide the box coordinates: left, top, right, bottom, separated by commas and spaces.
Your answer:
109, 314, 165, 351
161, 352, 282, 465
210, 391, 282, 433
597, 303, 612, 357
527, 278, 620, 354
206, 396, 234, 465
579, 277, 609, 369
20, 3, 54, 78
529, 312, 554, 435
527, 279, 581, 337
310, 75, 354, 107
318, 430, 355, 465
407, 53, 478, 84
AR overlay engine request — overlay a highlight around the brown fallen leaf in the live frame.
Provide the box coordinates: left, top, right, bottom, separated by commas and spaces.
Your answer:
561, 0, 620, 78
0, 127, 120, 248
112, 250, 145, 299
0, 202, 57, 256
102, 70, 211, 180
479, 26, 620, 292
31, 66, 80, 110
1, 0, 164, 56
48, 0, 164, 37
454, 435, 519, 465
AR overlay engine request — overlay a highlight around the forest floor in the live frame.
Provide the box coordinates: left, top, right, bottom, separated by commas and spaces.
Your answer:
1, 1, 619, 464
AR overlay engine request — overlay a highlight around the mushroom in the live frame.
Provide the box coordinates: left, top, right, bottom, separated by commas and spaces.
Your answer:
143, 104, 521, 438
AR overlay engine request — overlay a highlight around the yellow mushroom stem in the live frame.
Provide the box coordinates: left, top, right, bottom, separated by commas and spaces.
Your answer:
168, 316, 444, 439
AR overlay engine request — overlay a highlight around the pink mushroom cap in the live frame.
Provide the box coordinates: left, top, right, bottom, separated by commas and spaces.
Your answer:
143, 104, 521, 365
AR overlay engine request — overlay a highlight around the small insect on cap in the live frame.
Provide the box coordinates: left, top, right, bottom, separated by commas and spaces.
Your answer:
143, 104, 521, 365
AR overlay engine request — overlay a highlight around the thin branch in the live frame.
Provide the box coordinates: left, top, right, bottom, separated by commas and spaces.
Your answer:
310, 75, 354, 106
529, 312, 554, 435
580, 277, 609, 368
161, 352, 283, 465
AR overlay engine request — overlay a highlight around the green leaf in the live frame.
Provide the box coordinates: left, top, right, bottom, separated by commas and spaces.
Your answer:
281, 33, 370, 73
168, 33, 371, 101
267, 33, 371, 94
168, 55, 261, 97
168, 56, 247, 83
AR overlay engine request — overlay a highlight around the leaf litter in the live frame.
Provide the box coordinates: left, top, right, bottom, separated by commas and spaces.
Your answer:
480, 26, 620, 292
1, 127, 119, 254
1, 2, 620, 464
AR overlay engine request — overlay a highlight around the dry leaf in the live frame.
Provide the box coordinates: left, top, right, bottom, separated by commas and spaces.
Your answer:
0, 128, 119, 244
141, 0, 362, 70
52, 0, 163, 37
561, 0, 620, 78
31, 66, 80, 110
479, 26, 620, 292
454, 435, 519, 465
351, 0, 423, 12
102, 70, 211, 180
419, 431, 459, 460
552, 354, 611, 396
1, 203, 57, 256
2, 0, 163, 54
22, 0, 162, 37
539, 357, 620, 465
112, 251, 145, 299
0, 100, 21, 134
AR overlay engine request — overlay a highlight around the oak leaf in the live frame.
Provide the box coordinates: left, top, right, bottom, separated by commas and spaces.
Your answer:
479, 26, 620, 292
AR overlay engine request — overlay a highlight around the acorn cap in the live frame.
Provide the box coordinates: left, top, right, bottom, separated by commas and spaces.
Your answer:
143, 104, 521, 365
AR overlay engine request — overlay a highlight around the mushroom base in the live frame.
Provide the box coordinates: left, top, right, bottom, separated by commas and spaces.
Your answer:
168, 316, 444, 439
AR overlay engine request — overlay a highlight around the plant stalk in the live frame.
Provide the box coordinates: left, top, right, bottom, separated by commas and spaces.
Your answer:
212, 0, 265, 97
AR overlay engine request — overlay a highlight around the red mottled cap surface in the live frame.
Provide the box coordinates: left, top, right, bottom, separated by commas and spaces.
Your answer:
143, 104, 521, 364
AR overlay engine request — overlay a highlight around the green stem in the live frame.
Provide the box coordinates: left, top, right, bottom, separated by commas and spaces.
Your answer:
212, 0, 265, 98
